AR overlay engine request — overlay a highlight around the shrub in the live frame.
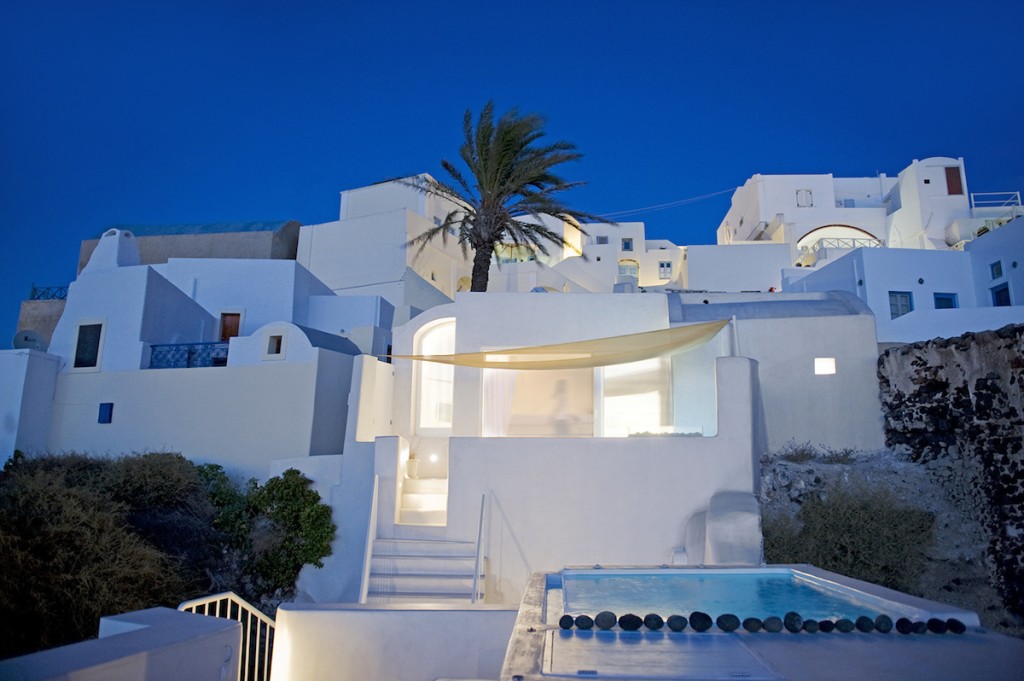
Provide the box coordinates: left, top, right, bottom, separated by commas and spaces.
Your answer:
763, 483, 934, 593
0, 454, 336, 659
0, 457, 186, 659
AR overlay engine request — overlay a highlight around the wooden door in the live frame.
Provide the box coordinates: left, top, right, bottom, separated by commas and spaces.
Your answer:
220, 313, 241, 341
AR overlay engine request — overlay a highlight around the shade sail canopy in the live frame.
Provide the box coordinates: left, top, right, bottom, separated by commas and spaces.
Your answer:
388, 319, 729, 370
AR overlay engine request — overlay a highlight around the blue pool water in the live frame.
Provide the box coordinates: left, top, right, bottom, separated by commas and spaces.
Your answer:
562, 569, 890, 620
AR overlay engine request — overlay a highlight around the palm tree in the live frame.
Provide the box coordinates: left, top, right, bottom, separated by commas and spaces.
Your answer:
408, 102, 605, 292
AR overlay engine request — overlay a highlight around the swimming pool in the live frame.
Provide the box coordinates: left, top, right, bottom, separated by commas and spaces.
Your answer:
500, 566, 994, 681
558, 566, 980, 624
564, 567, 899, 621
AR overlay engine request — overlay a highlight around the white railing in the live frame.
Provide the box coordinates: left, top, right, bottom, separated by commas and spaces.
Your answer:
179, 592, 275, 681
970, 191, 1021, 209
359, 475, 380, 604
470, 494, 486, 604
811, 237, 882, 252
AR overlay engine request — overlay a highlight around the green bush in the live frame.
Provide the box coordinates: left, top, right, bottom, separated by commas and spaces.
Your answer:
0, 454, 336, 660
763, 483, 934, 593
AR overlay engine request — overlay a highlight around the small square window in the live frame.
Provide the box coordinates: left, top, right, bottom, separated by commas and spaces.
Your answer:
923, 179, 930, 184
595, 235, 609, 245
98, 402, 114, 424
814, 358, 836, 375
933, 293, 958, 309
621, 238, 633, 252
267, 335, 283, 355
990, 261, 1003, 279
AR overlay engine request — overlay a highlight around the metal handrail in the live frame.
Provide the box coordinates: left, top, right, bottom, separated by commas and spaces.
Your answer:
970, 191, 1021, 209
810, 237, 882, 252
150, 341, 229, 369
470, 494, 486, 604
29, 285, 69, 301
179, 591, 274, 681
359, 475, 380, 604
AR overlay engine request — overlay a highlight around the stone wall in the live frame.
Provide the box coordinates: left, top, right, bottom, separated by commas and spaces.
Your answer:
878, 324, 1024, 617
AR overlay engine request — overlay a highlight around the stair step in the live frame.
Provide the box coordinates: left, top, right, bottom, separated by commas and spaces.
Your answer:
363, 593, 475, 605
367, 574, 475, 595
371, 539, 475, 557
403, 478, 448, 494
398, 508, 447, 525
371, 555, 476, 575
401, 492, 448, 512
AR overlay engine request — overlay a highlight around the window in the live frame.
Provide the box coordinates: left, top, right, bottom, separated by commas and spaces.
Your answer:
98, 403, 114, 424
595, 235, 609, 245
945, 166, 963, 195
992, 283, 1011, 307
658, 261, 672, 279
933, 293, 958, 310
618, 259, 639, 278
267, 335, 283, 355
889, 291, 913, 319
621, 238, 633, 252
796, 189, 814, 207
991, 261, 1003, 279
417, 320, 455, 430
74, 323, 103, 368
814, 358, 836, 375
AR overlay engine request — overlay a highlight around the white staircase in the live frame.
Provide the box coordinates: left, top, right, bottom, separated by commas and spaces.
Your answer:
365, 538, 483, 604
399, 477, 448, 525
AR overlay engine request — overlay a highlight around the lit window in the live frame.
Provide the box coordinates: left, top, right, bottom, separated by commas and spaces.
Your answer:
933, 293, 958, 310
418, 320, 455, 430
814, 358, 836, 375
621, 238, 633, 252
658, 261, 672, 279
990, 261, 1003, 279
74, 323, 103, 368
888, 291, 913, 319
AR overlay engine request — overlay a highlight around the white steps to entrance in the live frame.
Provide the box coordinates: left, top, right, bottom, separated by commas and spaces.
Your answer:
366, 538, 482, 604
399, 477, 448, 526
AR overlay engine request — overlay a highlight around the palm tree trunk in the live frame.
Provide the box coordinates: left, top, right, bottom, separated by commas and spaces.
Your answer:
470, 242, 494, 292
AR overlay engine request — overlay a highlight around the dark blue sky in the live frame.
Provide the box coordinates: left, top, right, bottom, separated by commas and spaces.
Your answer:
3, 1, 1023, 344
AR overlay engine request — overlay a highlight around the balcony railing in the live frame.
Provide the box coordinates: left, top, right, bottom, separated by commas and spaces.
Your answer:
179, 592, 274, 681
970, 191, 1021, 210
150, 341, 229, 369
810, 237, 883, 252
30, 285, 69, 301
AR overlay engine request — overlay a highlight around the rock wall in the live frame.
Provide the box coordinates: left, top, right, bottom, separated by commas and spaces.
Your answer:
878, 324, 1024, 617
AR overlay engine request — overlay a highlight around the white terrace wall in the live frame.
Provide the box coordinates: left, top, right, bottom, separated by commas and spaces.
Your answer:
0, 349, 59, 462
271, 604, 517, 681
46, 349, 352, 481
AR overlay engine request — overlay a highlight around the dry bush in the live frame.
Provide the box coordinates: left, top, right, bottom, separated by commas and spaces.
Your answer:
763, 483, 934, 593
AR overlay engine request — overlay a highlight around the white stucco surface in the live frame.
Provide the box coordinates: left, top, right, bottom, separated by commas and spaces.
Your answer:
46, 351, 351, 481
271, 603, 517, 681
0, 349, 59, 461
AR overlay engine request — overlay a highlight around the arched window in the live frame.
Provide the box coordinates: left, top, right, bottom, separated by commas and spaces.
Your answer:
796, 225, 882, 252
416, 319, 456, 431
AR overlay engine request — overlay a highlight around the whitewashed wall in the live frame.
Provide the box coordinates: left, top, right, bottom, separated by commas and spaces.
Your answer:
0, 349, 59, 462
46, 349, 351, 481
966, 217, 1023, 308
686, 243, 791, 292
271, 604, 517, 681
